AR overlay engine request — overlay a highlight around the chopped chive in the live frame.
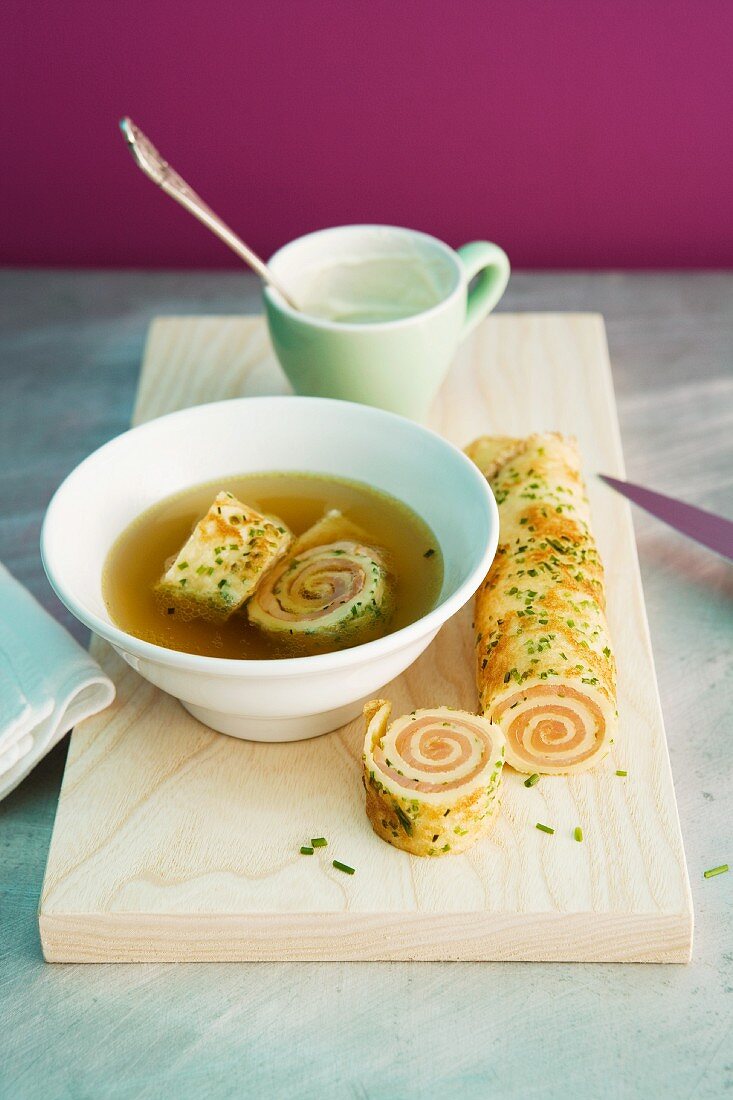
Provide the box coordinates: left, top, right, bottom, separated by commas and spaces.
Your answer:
311, 837, 327, 848
536, 823, 555, 835
703, 864, 728, 879
574, 826, 583, 842
524, 773, 540, 787
333, 860, 355, 875
615, 769, 627, 777
394, 805, 413, 835
300, 846, 314, 855
177, 562, 188, 570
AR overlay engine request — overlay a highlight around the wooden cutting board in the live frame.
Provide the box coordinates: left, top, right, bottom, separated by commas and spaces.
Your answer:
39, 313, 693, 963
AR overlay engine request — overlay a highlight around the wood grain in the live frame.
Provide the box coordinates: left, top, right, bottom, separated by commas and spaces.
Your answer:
38, 313, 693, 963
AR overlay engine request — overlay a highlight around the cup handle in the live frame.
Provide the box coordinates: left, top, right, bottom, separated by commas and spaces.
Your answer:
456, 241, 510, 339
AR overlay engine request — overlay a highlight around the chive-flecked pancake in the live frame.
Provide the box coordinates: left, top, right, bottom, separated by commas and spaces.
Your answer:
362, 700, 505, 856
465, 432, 617, 775
159, 491, 291, 614
248, 510, 391, 644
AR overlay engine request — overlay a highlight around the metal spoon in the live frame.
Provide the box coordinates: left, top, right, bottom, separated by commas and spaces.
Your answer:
119, 117, 300, 310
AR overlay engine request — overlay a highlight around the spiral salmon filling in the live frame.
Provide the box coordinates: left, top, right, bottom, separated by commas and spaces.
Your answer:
362, 700, 505, 856
466, 432, 617, 775
248, 539, 390, 641
493, 685, 607, 771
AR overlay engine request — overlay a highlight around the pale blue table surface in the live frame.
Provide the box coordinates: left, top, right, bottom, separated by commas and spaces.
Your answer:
0, 270, 731, 1100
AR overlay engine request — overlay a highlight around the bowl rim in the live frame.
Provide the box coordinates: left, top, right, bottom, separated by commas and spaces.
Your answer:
41, 395, 498, 679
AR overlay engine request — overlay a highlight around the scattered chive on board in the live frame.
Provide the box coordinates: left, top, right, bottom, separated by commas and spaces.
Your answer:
536, 823, 555, 835
311, 837, 327, 848
333, 860, 355, 875
524, 773, 540, 787
615, 770, 627, 777
703, 864, 728, 879
574, 827, 583, 842
300, 846, 314, 855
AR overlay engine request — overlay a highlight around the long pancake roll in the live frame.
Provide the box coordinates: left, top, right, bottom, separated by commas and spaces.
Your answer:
465, 432, 617, 775
248, 510, 391, 645
362, 700, 505, 856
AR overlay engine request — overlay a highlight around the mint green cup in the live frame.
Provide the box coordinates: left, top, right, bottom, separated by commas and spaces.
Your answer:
263, 225, 510, 421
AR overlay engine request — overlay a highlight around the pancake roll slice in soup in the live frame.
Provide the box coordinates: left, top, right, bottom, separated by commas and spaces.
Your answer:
362, 700, 505, 856
247, 510, 391, 645
158, 491, 292, 615
466, 432, 617, 775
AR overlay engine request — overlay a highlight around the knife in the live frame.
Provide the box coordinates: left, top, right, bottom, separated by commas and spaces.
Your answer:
598, 475, 733, 561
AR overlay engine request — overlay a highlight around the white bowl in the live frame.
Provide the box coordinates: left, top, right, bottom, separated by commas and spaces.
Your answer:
41, 397, 498, 741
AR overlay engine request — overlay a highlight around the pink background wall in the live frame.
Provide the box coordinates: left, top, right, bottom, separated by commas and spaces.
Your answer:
3, 0, 731, 269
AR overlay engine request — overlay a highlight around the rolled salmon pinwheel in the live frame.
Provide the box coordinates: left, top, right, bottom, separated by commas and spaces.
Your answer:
247, 511, 391, 643
466, 432, 617, 775
362, 700, 505, 856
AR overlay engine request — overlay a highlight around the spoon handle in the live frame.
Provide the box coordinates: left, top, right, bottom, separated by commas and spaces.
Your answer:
119, 118, 299, 310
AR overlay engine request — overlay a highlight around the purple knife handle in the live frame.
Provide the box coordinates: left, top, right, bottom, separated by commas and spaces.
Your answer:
599, 475, 733, 561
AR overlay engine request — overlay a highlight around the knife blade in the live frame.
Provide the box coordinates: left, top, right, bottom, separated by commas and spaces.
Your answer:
598, 475, 733, 561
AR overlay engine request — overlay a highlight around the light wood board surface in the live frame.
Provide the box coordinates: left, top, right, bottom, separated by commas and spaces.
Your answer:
38, 313, 693, 963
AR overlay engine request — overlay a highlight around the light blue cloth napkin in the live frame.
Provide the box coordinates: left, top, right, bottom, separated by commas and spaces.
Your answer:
0, 562, 114, 800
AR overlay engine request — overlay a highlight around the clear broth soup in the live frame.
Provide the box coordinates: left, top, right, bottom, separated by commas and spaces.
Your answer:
103, 472, 443, 660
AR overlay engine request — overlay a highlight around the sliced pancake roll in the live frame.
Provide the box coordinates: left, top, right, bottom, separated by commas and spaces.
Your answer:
467, 432, 617, 774
158, 491, 291, 615
362, 700, 505, 856
289, 509, 368, 553
247, 510, 391, 643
